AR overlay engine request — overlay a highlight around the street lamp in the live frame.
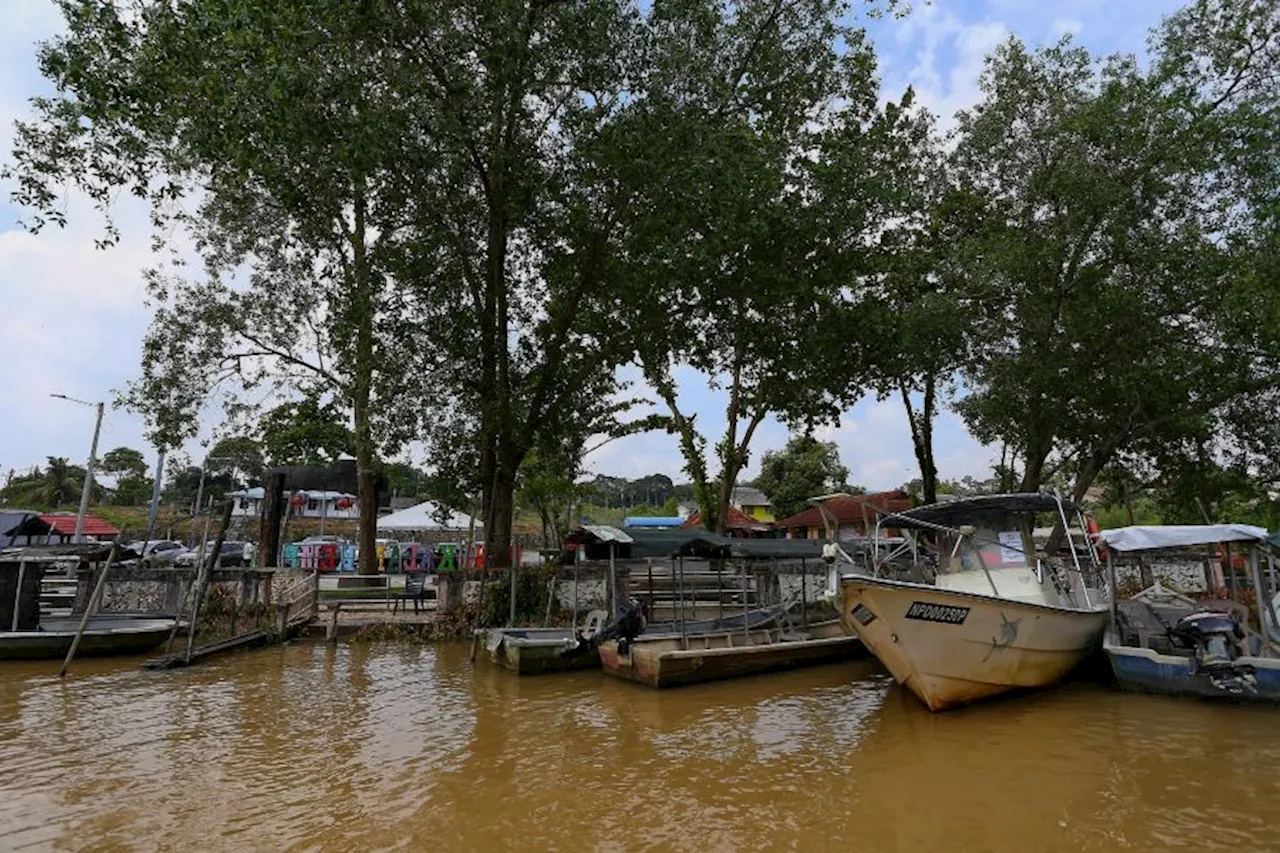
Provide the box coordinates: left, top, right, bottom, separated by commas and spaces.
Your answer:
50, 393, 104, 544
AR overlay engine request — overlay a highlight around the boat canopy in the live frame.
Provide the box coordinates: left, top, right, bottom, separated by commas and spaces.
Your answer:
1098, 524, 1270, 552
890, 493, 1079, 530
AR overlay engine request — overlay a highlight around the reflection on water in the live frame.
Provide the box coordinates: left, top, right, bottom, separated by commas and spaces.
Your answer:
2, 643, 1279, 851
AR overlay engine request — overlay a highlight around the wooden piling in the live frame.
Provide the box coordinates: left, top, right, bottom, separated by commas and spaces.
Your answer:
185, 501, 233, 666
59, 545, 120, 678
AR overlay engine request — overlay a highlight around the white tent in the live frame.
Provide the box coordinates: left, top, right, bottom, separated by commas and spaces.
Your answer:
1098, 524, 1269, 552
376, 501, 481, 532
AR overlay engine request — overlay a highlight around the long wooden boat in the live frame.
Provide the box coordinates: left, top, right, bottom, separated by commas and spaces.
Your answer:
481, 607, 783, 675
597, 619, 861, 688
839, 493, 1109, 711
0, 615, 178, 660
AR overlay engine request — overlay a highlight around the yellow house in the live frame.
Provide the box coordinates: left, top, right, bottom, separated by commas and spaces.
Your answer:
731, 486, 775, 523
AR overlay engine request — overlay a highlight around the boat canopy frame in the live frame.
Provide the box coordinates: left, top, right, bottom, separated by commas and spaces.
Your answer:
865, 492, 1103, 610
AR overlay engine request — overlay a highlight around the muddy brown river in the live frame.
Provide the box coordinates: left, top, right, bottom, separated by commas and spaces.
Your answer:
2, 642, 1278, 851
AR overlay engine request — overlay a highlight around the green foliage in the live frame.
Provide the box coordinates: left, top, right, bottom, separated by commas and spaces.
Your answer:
620, 3, 928, 532
0, 457, 99, 509
949, 14, 1280, 517
259, 397, 354, 467
100, 447, 147, 479
205, 436, 264, 486
479, 566, 561, 629
754, 436, 850, 520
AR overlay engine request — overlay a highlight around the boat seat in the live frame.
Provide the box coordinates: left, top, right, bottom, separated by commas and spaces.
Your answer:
582, 610, 608, 638
1116, 599, 1196, 655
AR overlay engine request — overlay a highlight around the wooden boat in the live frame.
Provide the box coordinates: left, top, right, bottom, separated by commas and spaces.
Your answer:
0, 615, 178, 660
481, 607, 784, 675
1098, 524, 1280, 704
839, 493, 1109, 711
597, 618, 861, 688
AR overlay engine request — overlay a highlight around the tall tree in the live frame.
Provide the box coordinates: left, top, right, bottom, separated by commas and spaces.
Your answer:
619, 1, 917, 532
100, 447, 147, 480
754, 435, 849, 520
8, 1, 430, 572
950, 14, 1280, 552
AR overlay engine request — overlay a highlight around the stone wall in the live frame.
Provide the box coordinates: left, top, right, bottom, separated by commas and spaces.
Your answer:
1113, 556, 1210, 593
77, 567, 317, 617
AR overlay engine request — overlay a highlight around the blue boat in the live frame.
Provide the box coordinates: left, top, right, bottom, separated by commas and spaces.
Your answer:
1099, 524, 1280, 705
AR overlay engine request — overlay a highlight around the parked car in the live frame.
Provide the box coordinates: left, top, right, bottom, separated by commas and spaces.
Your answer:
119, 540, 188, 568
175, 541, 249, 568
297, 535, 352, 546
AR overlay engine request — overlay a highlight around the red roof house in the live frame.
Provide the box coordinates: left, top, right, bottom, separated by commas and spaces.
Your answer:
680, 505, 773, 537
37, 513, 121, 541
773, 491, 912, 540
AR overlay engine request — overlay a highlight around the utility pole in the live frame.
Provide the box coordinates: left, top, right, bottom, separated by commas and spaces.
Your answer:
51, 394, 103, 544
146, 449, 166, 542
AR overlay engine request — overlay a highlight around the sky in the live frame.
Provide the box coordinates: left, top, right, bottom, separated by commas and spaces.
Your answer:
0, 0, 1180, 491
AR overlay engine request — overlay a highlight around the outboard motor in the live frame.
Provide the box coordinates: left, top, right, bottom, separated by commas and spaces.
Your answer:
1175, 611, 1254, 694
561, 598, 649, 660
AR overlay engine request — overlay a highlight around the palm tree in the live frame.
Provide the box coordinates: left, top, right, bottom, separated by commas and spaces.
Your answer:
40, 457, 80, 508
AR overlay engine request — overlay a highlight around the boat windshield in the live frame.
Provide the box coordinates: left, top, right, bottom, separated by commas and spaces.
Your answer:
933, 518, 1036, 575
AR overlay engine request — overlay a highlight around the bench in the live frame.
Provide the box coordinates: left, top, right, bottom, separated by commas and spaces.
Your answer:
320, 598, 397, 642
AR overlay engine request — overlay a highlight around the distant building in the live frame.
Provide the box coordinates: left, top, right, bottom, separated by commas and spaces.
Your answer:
228, 488, 359, 519
676, 500, 699, 520
730, 486, 775, 523
773, 491, 912, 541
680, 505, 773, 537
1, 512, 121, 545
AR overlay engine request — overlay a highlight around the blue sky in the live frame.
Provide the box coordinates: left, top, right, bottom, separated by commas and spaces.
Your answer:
0, 0, 1179, 489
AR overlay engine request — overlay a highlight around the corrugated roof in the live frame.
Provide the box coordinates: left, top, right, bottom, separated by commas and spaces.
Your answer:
730, 486, 771, 507
681, 505, 771, 531
38, 513, 120, 537
581, 525, 635, 544
775, 491, 911, 529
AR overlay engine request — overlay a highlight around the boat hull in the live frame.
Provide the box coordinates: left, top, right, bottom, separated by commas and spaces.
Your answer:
482, 628, 596, 675
840, 577, 1108, 711
1105, 641, 1280, 704
0, 616, 177, 661
479, 609, 784, 676
598, 620, 862, 688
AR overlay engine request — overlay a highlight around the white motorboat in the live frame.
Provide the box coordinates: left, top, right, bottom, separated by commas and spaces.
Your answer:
838, 493, 1110, 711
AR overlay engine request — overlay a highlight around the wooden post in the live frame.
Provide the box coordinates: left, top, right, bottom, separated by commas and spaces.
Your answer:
60, 545, 120, 678
801, 557, 808, 628
608, 543, 618, 620
646, 559, 654, 615
12, 558, 26, 632
260, 471, 285, 568
717, 558, 724, 622
327, 603, 340, 643
544, 572, 555, 627
185, 501, 233, 665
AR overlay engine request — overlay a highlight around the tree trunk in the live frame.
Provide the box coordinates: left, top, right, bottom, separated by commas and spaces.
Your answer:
1019, 439, 1052, 493
350, 175, 380, 576
900, 378, 938, 505
259, 471, 285, 568
1044, 444, 1115, 558
487, 461, 516, 570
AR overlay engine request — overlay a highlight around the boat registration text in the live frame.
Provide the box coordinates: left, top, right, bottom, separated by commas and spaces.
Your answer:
904, 602, 970, 625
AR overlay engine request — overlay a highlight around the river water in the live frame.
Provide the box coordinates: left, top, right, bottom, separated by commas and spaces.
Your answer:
2, 642, 1278, 852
